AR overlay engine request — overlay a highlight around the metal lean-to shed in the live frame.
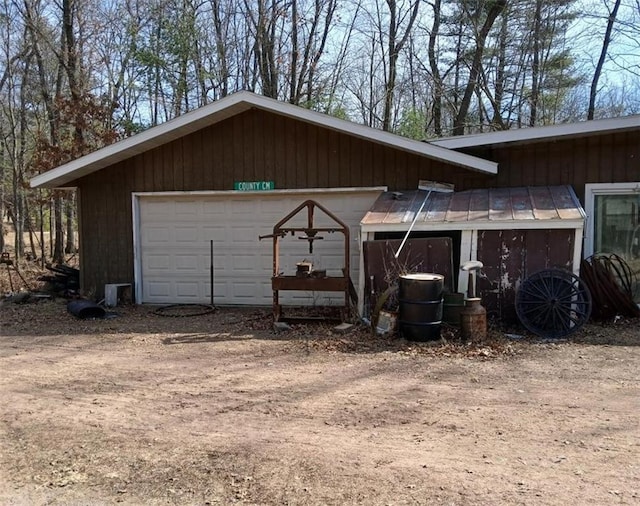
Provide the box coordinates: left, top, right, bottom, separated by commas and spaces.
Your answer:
359, 185, 586, 322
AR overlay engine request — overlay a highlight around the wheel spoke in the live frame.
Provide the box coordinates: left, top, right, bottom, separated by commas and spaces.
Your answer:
516, 268, 592, 339
519, 304, 550, 320
521, 282, 548, 299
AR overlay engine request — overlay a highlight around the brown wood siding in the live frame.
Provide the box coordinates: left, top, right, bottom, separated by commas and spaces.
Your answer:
73, 108, 638, 297
464, 130, 639, 203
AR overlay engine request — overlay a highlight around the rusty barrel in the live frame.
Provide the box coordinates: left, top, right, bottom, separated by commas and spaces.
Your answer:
398, 273, 444, 341
460, 298, 487, 341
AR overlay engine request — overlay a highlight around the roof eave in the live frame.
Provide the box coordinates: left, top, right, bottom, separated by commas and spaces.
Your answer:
430, 115, 640, 149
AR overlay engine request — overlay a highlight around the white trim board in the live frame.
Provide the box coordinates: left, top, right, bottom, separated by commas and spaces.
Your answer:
134, 186, 387, 198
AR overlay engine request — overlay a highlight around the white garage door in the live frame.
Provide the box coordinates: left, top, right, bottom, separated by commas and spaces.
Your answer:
136, 189, 382, 305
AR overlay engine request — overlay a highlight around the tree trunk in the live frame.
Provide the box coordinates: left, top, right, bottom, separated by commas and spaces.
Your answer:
65, 193, 76, 254
529, 0, 542, 126
24, 202, 37, 260
491, 9, 508, 129
588, 0, 622, 120
289, 0, 299, 103
210, 0, 230, 97
382, 0, 420, 132
49, 198, 54, 260
452, 0, 506, 136
304, 0, 336, 104
427, 0, 443, 137
11, 179, 23, 257
53, 193, 64, 264
39, 192, 46, 267
0, 124, 4, 254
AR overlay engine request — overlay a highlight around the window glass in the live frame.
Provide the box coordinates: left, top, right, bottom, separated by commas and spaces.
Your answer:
594, 194, 640, 299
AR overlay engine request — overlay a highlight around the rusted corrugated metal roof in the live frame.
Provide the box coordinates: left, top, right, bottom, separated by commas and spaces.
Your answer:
360, 185, 585, 232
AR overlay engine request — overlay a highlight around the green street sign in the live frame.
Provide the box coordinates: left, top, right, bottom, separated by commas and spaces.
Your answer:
234, 181, 275, 191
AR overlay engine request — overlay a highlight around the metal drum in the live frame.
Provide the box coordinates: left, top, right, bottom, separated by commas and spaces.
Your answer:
398, 273, 444, 341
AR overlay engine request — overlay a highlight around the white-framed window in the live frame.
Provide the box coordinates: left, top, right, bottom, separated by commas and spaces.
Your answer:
585, 182, 640, 299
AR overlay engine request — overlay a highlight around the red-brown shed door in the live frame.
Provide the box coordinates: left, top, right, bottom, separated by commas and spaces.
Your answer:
476, 229, 575, 322
362, 237, 454, 314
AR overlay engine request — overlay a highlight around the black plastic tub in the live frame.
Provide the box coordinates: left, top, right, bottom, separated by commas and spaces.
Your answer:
67, 300, 106, 319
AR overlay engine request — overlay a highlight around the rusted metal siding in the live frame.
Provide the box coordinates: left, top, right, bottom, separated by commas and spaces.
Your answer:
476, 229, 574, 322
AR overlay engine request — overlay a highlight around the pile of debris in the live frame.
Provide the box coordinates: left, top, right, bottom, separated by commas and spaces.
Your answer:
580, 254, 640, 320
38, 264, 80, 297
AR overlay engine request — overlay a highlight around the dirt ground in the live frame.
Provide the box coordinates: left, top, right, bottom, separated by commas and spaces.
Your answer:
1, 298, 639, 506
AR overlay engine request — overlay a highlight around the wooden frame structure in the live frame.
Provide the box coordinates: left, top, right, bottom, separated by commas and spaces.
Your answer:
261, 199, 352, 322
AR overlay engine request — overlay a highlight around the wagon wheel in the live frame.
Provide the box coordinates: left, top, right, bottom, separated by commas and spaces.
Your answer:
515, 268, 592, 339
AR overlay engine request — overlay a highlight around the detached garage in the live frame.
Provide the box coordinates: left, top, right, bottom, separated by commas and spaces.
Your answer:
30, 91, 496, 306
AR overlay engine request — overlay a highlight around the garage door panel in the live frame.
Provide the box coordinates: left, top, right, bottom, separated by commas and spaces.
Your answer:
147, 281, 171, 298
213, 256, 230, 272
145, 254, 171, 271
232, 227, 260, 243
232, 254, 261, 272
175, 200, 200, 214
175, 281, 200, 297
202, 201, 227, 216
202, 227, 230, 243
231, 281, 263, 299
174, 254, 200, 271
138, 191, 381, 305
229, 199, 257, 215
144, 226, 171, 244
142, 200, 171, 218
260, 259, 274, 272
175, 227, 199, 243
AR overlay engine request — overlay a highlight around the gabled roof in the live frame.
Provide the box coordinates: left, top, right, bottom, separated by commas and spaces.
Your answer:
431, 114, 640, 149
31, 91, 497, 189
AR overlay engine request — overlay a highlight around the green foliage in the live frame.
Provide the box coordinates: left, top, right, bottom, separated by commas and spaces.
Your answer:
118, 118, 147, 137
396, 108, 427, 140
302, 93, 352, 121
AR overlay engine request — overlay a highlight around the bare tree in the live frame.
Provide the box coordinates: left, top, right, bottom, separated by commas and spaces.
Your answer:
427, 0, 443, 136
381, 0, 420, 131
588, 0, 622, 119
452, 0, 507, 135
